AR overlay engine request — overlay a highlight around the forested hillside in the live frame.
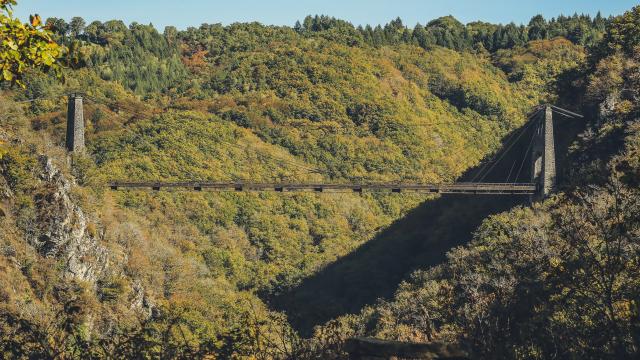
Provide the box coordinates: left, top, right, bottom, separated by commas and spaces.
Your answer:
306, 7, 640, 360
1, 1, 639, 358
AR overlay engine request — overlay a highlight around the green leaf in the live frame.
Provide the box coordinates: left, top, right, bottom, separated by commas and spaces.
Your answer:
2, 68, 13, 80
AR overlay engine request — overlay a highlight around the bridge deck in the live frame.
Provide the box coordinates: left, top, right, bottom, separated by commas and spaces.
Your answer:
108, 182, 536, 195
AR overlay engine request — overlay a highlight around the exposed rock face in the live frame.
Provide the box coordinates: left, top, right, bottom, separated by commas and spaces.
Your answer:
0, 132, 12, 202
599, 92, 620, 121
30, 156, 109, 284
0, 175, 11, 203
130, 280, 154, 318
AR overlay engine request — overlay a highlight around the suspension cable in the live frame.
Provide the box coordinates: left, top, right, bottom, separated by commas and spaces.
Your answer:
478, 117, 537, 183
83, 97, 325, 176
470, 118, 531, 182
512, 120, 538, 184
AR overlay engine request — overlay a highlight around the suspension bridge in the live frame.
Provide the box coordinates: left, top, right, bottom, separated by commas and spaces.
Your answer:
106, 181, 538, 195
39, 93, 583, 199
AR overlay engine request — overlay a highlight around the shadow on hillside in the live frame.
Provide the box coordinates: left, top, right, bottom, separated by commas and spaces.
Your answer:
270, 114, 585, 336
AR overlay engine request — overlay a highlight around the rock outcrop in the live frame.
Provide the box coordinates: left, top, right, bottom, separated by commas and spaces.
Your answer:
598, 91, 620, 121
29, 156, 109, 284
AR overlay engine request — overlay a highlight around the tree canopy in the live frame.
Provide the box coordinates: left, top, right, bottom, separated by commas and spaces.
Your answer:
0, 0, 61, 85
1, 2, 640, 359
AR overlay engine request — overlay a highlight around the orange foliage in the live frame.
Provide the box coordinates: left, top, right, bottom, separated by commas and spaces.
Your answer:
182, 50, 209, 74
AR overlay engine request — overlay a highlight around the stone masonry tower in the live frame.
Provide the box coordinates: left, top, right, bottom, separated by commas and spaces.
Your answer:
531, 105, 556, 201
66, 94, 85, 153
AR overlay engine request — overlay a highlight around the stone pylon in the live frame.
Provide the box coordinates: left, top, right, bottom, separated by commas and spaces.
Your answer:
531, 105, 556, 201
66, 94, 85, 153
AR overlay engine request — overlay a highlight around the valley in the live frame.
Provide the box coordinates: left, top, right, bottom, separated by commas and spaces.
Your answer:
1, 2, 639, 358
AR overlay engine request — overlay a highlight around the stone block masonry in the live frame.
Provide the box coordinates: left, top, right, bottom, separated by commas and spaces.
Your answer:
66, 94, 85, 153
543, 105, 556, 196
531, 106, 556, 202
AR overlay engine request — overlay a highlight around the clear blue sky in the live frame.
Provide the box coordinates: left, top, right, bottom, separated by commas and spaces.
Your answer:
13, 0, 638, 30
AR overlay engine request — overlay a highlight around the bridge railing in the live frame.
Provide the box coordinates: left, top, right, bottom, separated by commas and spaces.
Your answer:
107, 181, 537, 195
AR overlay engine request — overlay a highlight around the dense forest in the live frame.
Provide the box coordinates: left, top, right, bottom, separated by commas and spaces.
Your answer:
1, 0, 639, 358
